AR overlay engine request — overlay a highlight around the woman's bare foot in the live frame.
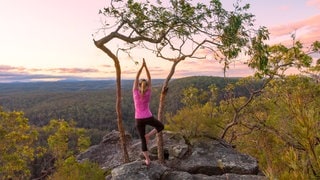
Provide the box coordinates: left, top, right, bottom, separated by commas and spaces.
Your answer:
142, 151, 151, 167
145, 159, 150, 166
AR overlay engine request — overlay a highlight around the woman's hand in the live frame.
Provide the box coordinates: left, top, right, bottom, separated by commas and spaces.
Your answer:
142, 58, 146, 67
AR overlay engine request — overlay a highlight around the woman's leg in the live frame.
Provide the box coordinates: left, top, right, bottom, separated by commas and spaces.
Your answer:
136, 120, 148, 151
145, 117, 164, 142
136, 119, 150, 165
145, 129, 157, 144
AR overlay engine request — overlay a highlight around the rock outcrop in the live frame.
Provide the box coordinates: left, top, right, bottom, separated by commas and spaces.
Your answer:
77, 130, 267, 180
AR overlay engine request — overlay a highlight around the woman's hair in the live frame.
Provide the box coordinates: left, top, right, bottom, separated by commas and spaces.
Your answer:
139, 79, 148, 95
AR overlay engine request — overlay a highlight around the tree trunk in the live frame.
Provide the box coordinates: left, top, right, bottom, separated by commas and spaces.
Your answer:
157, 60, 180, 163
94, 40, 129, 163
156, 88, 166, 163
114, 60, 130, 163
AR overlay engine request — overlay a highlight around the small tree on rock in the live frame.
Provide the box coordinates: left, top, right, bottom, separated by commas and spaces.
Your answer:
94, 0, 264, 163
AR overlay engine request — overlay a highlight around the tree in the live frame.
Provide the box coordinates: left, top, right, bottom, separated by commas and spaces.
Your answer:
166, 85, 222, 139
220, 29, 320, 140
94, 0, 261, 163
234, 76, 320, 178
36, 119, 91, 179
228, 37, 320, 178
304, 41, 320, 82
0, 107, 38, 179
165, 75, 320, 178
48, 156, 105, 180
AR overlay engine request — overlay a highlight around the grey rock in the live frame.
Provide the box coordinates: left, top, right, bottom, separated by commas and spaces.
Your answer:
77, 130, 266, 180
76, 130, 133, 170
193, 173, 267, 180
161, 171, 194, 180
174, 138, 259, 175
111, 161, 168, 180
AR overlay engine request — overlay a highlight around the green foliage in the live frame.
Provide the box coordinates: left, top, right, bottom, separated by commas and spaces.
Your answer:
0, 77, 239, 139
249, 36, 313, 78
29, 119, 92, 179
98, 0, 259, 73
167, 75, 320, 179
215, 0, 258, 69
2, 73, 320, 179
166, 85, 224, 139
234, 76, 320, 179
43, 119, 90, 161
0, 106, 100, 179
248, 27, 270, 74
308, 40, 320, 77
48, 156, 105, 180
165, 76, 240, 115
0, 107, 38, 179
166, 103, 220, 139
311, 40, 320, 52
180, 86, 209, 107
0, 89, 118, 131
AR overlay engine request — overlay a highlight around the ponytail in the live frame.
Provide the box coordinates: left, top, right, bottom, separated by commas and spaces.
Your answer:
140, 81, 147, 95
139, 79, 148, 95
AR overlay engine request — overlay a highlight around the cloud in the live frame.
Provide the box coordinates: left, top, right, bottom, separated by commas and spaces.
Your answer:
268, 14, 320, 45
278, 5, 290, 11
174, 59, 255, 78
0, 72, 70, 82
49, 68, 99, 73
121, 69, 137, 78
0, 65, 26, 72
101, 64, 113, 68
307, 0, 320, 9
0, 65, 108, 82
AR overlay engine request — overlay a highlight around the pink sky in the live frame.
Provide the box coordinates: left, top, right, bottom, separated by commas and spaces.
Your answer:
0, 0, 319, 82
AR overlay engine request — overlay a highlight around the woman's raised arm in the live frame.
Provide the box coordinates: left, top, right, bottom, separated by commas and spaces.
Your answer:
133, 61, 144, 91
143, 58, 152, 88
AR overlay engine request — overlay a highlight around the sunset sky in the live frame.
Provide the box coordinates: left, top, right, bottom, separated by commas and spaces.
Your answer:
0, 0, 319, 82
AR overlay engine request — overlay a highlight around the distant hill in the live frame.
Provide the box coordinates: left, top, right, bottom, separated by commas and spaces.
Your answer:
0, 79, 165, 94
0, 76, 241, 143
165, 76, 240, 113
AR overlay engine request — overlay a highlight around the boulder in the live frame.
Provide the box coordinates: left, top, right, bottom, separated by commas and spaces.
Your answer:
174, 138, 259, 175
148, 131, 189, 160
163, 172, 267, 180
76, 130, 134, 170
110, 161, 168, 180
77, 130, 267, 180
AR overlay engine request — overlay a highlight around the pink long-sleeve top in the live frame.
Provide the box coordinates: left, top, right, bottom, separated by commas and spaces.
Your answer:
133, 88, 152, 119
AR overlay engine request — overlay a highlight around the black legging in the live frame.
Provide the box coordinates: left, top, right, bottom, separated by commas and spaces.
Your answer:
135, 116, 164, 151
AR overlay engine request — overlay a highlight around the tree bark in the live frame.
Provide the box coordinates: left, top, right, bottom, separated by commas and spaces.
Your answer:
157, 60, 180, 163
114, 60, 130, 163
94, 40, 129, 163
156, 88, 166, 163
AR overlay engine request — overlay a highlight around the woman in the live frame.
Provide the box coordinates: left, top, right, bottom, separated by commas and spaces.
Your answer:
133, 59, 164, 166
